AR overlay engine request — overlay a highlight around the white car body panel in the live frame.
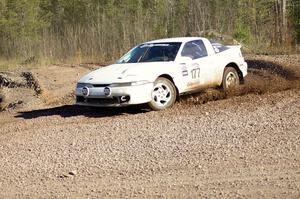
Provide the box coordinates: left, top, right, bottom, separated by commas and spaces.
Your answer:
76, 37, 247, 107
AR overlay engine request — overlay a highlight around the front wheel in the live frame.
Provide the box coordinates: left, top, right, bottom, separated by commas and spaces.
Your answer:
222, 67, 240, 91
148, 77, 176, 111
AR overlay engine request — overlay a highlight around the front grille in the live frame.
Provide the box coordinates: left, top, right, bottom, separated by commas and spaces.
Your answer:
76, 96, 85, 103
77, 96, 119, 105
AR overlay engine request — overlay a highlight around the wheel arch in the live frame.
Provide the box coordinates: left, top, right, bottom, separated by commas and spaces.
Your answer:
158, 74, 180, 100
224, 62, 244, 84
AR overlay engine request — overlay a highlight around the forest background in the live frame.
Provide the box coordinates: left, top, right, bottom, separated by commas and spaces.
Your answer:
0, 0, 299, 64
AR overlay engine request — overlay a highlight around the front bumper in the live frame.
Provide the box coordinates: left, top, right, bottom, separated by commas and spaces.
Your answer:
75, 83, 153, 107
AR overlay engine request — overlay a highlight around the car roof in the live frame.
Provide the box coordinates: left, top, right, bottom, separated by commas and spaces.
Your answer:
145, 37, 205, 44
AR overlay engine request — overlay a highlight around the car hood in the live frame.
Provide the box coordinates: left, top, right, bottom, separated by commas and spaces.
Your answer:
78, 62, 175, 84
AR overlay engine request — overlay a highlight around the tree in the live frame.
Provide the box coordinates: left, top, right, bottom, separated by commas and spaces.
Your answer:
0, 0, 299, 61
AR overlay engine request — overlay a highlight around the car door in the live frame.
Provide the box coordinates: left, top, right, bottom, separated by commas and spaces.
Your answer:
180, 40, 215, 92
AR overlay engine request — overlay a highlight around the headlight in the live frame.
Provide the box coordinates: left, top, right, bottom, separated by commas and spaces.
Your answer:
103, 87, 111, 96
109, 80, 150, 87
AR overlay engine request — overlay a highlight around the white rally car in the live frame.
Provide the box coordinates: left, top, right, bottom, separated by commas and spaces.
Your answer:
76, 37, 247, 110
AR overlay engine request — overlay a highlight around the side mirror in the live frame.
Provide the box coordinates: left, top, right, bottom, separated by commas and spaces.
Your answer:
177, 56, 192, 64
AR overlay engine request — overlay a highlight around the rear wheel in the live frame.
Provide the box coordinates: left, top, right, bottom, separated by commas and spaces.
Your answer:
148, 77, 176, 111
222, 67, 240, 91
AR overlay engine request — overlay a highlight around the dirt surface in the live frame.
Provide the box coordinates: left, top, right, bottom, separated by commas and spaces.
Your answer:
0, 55, 299, 198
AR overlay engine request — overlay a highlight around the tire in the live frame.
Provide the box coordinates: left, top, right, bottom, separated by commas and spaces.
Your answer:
222, 67, 240, 91
148, 77, 176, 111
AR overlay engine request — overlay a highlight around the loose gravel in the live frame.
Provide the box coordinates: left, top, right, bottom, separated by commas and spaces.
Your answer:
0, 89, 299, 198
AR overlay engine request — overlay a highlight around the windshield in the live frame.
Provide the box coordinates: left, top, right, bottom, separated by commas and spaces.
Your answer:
116, 42, 182, 64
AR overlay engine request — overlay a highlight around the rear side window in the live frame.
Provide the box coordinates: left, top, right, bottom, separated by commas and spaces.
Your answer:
210, 40, 229, 53
181, 40, 208, 60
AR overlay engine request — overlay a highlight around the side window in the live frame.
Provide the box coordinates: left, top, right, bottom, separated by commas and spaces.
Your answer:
181, 40, 208, 60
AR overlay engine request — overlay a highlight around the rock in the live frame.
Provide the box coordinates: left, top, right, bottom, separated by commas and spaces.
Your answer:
59, 174, 69, 179
0, 93, 4, 103
6, 100, 23, 110
69, 170, 77, 176
0, 93, 6, 111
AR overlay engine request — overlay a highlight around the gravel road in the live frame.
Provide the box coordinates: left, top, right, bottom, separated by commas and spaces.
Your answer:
0, 55, 299, 198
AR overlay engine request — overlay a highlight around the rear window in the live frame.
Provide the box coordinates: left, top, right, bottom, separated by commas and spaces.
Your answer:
210, 40, 229, 53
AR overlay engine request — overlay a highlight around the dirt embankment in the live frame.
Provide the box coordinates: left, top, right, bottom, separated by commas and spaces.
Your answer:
0, 64, 90, 111
0, 71, 42, 110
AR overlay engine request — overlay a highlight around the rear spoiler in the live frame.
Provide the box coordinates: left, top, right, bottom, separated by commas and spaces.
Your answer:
226, 45, 242, 49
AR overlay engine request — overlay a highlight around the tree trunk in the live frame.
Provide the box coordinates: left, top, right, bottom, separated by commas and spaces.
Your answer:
281, 0, 287, 44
